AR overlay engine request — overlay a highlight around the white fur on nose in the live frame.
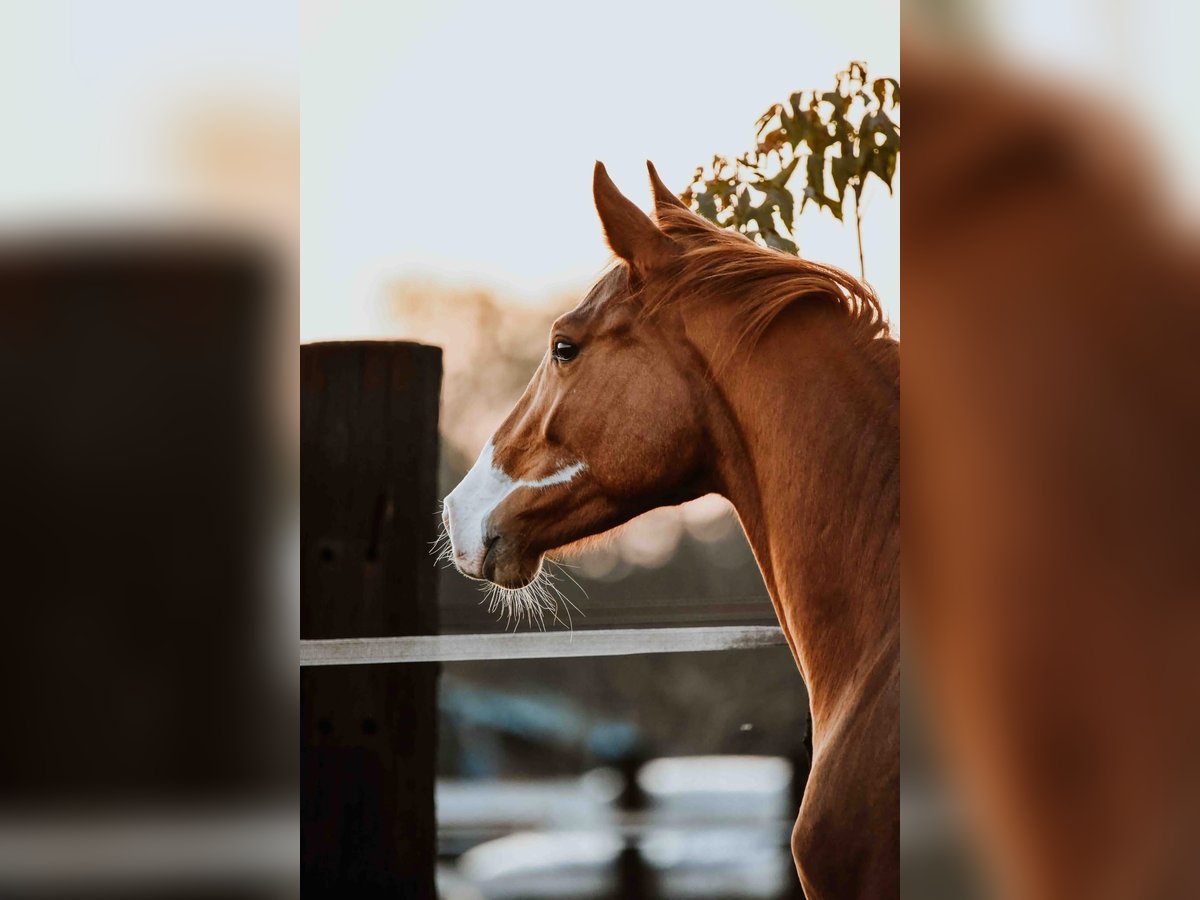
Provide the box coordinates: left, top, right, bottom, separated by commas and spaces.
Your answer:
442, 439, 585, 577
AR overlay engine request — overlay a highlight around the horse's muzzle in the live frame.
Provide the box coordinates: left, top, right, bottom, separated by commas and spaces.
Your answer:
476, 531, 540, 589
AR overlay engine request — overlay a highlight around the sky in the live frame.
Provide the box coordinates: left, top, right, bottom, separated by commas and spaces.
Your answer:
7, 1, 1191, 345
300, 0, 901, 341
0, 1, 299, 220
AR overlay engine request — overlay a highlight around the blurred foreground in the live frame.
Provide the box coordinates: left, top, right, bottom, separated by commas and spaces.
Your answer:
1, 3, 298, 897
904, 4, 1200, 897
0, 235, 296, 898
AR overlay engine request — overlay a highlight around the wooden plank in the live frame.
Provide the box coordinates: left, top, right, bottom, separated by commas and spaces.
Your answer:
301, 625, 787, 666
301, 341, 442, 899
0, 237, 279, 806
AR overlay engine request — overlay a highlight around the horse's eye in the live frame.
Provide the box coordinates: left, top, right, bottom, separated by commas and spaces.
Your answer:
552, 339, 580, 363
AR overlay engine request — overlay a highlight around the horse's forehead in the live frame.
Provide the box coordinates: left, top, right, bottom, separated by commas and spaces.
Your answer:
561, 265, 628, 327
582, 265, 630, 313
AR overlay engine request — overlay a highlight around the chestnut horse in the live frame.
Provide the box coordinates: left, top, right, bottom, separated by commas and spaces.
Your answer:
441, 162, 899, 897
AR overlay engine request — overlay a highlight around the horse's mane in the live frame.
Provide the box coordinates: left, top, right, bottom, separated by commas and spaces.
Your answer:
648, 203, 897, 376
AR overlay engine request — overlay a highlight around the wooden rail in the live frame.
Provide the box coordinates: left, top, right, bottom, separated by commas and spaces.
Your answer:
301, 625, 786, 666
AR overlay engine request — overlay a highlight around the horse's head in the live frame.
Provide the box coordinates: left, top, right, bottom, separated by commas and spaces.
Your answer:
442, 162, 713, 591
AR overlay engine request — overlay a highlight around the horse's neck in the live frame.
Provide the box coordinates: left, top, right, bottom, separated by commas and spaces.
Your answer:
698, 303, 899, 728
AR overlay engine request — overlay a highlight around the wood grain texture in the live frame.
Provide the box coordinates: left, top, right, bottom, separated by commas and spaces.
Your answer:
301, 341, 442, 900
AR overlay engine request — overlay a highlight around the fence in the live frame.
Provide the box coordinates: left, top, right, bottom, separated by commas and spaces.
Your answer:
300, 340, 792, 899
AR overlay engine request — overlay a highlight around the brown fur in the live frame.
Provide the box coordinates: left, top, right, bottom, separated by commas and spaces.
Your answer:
473, 162, 898, 897
904, 49, 1200, 898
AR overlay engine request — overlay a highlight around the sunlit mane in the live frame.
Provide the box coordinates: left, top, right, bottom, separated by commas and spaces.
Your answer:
648, 203, 896, 370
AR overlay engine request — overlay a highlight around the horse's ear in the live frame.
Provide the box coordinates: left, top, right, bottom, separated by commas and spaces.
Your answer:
593, 161, 675, 275
646, 161, 688, 214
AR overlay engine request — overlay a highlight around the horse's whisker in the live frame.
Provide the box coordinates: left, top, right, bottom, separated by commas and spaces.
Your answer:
465, 560, 583, 632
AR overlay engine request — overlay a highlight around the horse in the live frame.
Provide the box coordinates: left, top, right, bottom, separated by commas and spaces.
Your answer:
903, 48, 1200, 898
441, 161, 899, 898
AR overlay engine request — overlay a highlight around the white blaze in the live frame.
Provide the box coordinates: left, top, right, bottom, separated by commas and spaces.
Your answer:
443, 439, 585, 577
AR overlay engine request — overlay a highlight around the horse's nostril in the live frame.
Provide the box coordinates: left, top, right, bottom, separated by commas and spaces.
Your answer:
482, 534, 500, 581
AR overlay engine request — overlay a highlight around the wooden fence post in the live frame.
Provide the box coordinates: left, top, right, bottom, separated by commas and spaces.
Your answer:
301, 341, 442, 899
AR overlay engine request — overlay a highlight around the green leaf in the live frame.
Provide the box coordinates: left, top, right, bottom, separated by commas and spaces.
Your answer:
883, 77, 900, 106
776, 188, 795, 231
769, 156, 800, 188
831, 149, 857, 201
782, 106, 807, 146
753, 179, 795, 235
757, 127, 787, 154
862, 110, 900, 148
830, 110, 853, 145
685, 65, 897, 252
803, 110, 833, 153
755, 103, 782, 137
802, 183, 842, 221
733, 186, 752, 225
805, 153, 826, 196
871, 78, 886, 107
709, 178, 736, 205
868, 147, 898, 192
762, 228, 799, 255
